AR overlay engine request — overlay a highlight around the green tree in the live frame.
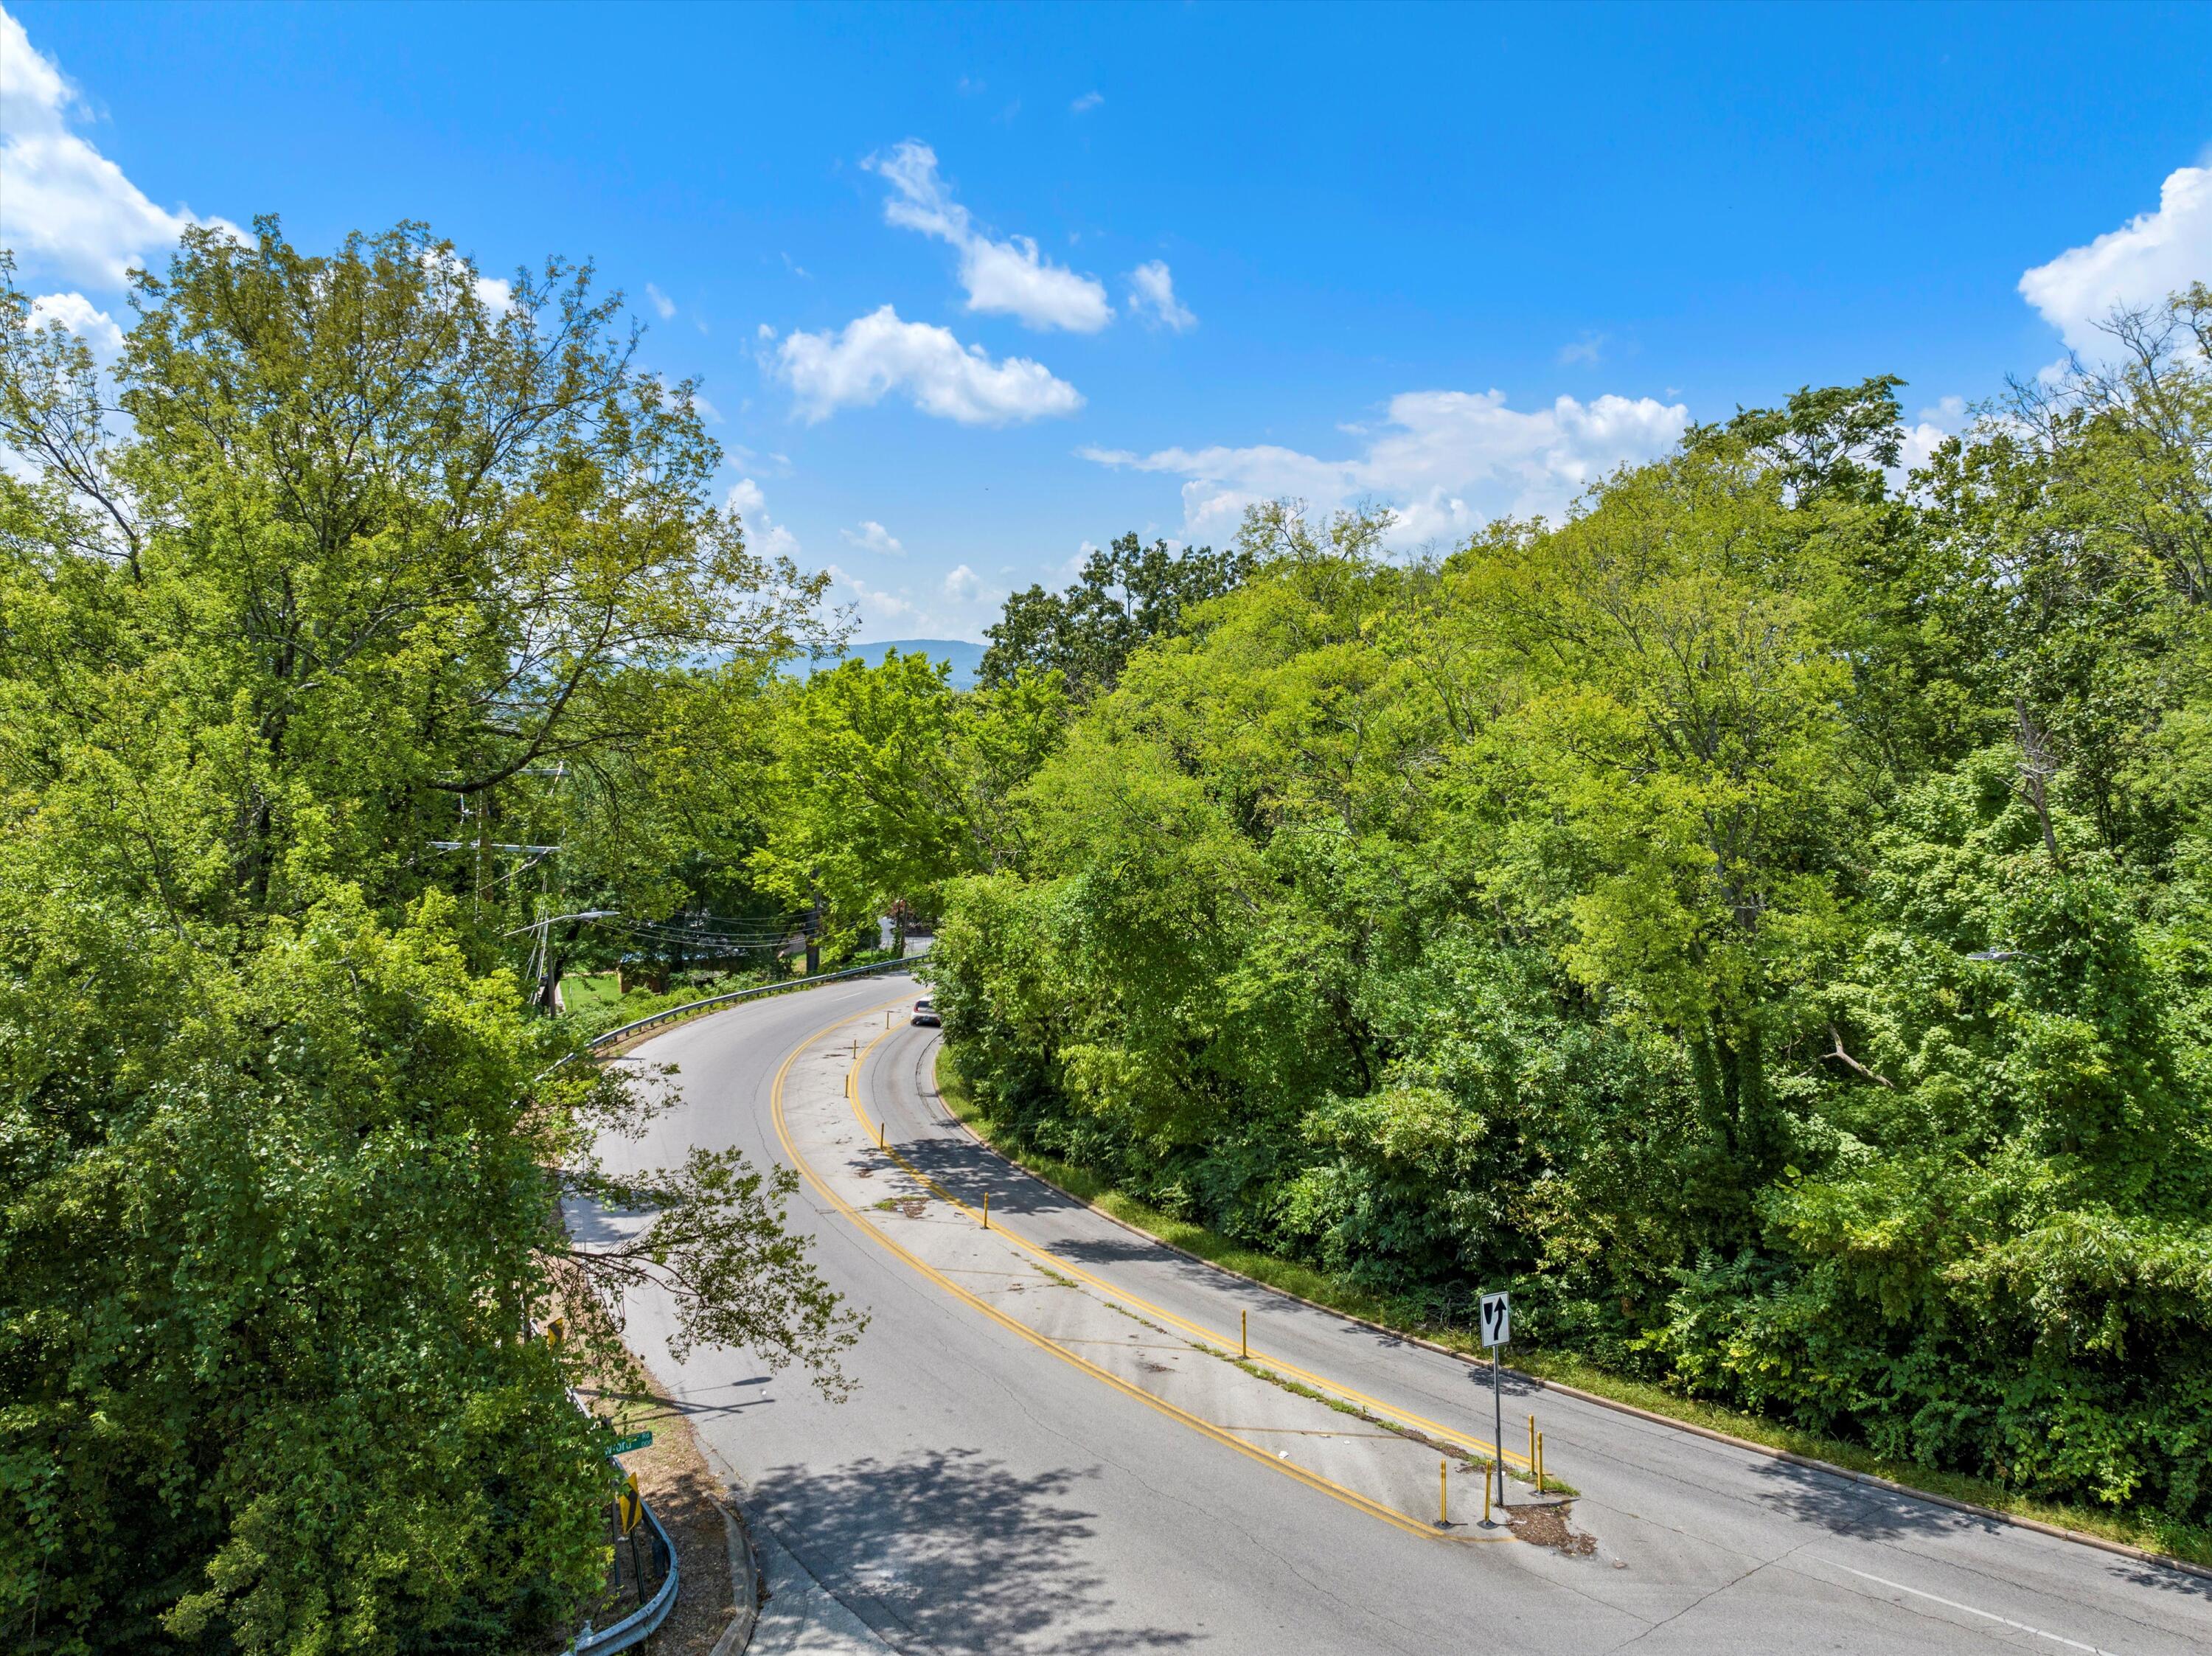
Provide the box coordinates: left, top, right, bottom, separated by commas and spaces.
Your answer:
979, 529, 1252, 699
0, 224, 858, 1654
931, 329, 2212, 1545
751, 650, 1068, 937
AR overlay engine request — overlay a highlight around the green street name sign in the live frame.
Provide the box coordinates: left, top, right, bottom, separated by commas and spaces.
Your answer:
610, 1430, 654, 1455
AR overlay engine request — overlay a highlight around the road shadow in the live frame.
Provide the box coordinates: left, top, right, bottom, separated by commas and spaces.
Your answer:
1748, 1457, 2212, 1601
2105, 1556, 2212, 1600
745, 1446, 1200, 1654
577, 1375, 775, 1421
1745, 1455, 2004, 1545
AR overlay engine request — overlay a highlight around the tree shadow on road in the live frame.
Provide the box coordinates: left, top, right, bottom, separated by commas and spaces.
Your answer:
1747, 1455, 2006, 1545
745, 1446, 1200, 1654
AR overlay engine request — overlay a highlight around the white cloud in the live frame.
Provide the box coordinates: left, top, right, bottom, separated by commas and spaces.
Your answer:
1557, 333, 1606, 366
0, 7, 237, 287
28, 290, 124, 356
2020, 164, 2212, 355
826, 564, 924, 633
1894, 421, 1952, 478
1886, 395, 1971, 484
865, 140, 1113, 333
823, 560, 1003, 641
842, 519, 905, 556
422, 248, 512, 315
1071, 91, 1105, 114
776, 304, 1082, 425
1127, 260, 1196, 332
1084, 388, 1690, 543
726, 477, 801, 559
645, 282, 677, 320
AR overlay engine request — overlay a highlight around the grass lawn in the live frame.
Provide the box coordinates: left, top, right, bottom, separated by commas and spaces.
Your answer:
560, 972, 625, 1014
934, 1051, 2211, 1570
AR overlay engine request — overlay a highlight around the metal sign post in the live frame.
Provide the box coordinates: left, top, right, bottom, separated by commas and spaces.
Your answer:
1480, 1289, 1511, 1517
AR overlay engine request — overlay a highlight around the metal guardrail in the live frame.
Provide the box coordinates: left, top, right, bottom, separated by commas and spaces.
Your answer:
568, 1488, 679, 1655
582, 954, 919, 1054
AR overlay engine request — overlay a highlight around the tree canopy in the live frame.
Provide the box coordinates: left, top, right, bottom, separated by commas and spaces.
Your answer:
0, 223, 857, 1655
930, 292, 2212, 1552
978, 529, 1252, 700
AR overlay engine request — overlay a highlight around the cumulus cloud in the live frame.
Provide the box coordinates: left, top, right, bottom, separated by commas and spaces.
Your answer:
866, 140, 1113, 333
422, 248, 512, 315
1127, 260, 1196, 332
1084, 388, 1690, 542
842, 519, 905, 556
776, 305, 1082, 425
726, 477, 801, 559
644, 282, 677, 320
27, 289, 124, 356
2020, 164, 2212, 355
0, 7, 238, 287
824, 559, 1004, 640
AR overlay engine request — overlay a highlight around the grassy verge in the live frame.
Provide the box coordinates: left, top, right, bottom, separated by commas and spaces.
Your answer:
936, 1056, 2211, 1568
558, 971, 624, 1014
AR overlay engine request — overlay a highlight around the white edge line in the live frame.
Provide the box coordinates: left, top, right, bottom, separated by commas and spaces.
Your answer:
1826, 1561, 2121, 1656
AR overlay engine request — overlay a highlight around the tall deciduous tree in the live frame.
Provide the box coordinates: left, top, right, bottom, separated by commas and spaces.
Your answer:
0, 225, 857, 1655
979, 529, 1252, 699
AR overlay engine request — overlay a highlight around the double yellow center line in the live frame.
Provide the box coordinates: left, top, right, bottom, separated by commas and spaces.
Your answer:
765, 1001, 1513, 1543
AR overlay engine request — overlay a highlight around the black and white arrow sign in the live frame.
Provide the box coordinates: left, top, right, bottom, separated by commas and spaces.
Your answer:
1479, 1290, 1511, 1348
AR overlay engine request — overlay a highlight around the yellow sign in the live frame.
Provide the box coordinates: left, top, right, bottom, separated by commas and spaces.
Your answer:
546, 1317, 566, 1349
616, 1472, 642, 1536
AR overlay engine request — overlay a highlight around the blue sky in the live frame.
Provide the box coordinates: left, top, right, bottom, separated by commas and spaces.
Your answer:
5, 1, 2208, 640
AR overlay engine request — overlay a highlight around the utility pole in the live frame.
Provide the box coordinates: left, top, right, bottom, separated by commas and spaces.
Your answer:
506, 911, 617, 1015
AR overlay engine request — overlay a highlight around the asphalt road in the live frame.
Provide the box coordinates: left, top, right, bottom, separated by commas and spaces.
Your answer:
582, 973, 2212, 1656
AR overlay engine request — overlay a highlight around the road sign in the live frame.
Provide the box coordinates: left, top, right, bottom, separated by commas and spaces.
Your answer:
610, 1430, 653, 1455
1480, 1290, 1511, 1348
616, 1472, 643, 1536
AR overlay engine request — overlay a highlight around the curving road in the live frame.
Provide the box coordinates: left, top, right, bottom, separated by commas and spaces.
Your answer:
580, 973, 2212, 1656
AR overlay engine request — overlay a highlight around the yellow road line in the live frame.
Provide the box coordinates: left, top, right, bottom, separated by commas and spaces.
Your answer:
768, 1008, 1504, 1545
851, 1024, 1532, 1474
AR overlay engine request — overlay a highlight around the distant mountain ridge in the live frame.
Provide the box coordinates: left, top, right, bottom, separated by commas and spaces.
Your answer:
787, 638, 985, 689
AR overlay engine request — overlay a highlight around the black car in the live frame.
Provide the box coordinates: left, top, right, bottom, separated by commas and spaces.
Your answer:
911, 998, 940, 1027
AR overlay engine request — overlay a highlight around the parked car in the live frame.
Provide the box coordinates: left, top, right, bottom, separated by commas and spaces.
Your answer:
911, 998, 940, 1026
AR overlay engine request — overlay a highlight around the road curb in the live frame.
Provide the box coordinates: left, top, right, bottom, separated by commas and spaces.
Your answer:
922, 1042, 2212, 1587
706, 1495, 761, 1656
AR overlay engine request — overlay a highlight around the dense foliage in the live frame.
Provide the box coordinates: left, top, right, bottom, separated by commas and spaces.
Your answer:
931, 303, 2212, 1542
979, 530, 1253, 700
0, 226, 858, 1654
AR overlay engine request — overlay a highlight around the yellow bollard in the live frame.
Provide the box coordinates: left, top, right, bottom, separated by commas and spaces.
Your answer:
1528, 1413, 1537, 1482
1439, 1458, 1448, 1528
1537, 1430, 1545, 1495
1483, 1467, 1492, 1527
983, 1191, 990, 1230
1241, 1309, 1248, 1360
